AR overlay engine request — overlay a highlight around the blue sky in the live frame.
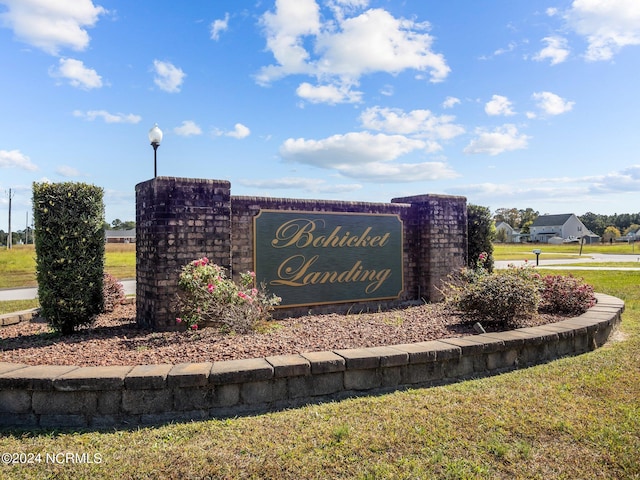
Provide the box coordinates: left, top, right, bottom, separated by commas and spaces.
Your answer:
1, 0, 639, 226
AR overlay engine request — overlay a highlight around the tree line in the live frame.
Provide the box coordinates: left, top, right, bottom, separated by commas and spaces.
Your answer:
492, 207, 640, 237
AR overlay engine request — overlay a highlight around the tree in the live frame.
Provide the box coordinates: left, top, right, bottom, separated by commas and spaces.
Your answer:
603, 226, 621, 242
468, 204, 495, 271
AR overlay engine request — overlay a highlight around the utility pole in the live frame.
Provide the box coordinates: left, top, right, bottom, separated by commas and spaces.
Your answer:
7, 188, 14, 249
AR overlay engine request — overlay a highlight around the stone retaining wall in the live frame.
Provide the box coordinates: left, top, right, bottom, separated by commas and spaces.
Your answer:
0, 294, 624, 429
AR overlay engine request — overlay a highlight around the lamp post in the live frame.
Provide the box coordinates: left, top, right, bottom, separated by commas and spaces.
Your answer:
148, 123, 163, 178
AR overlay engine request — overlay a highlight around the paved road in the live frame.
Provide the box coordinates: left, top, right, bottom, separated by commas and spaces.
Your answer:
0, 279, 136, 302
495, 253, 640, 270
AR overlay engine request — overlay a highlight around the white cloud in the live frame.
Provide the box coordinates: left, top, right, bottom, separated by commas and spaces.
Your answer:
484, 95, 515, 116
447, 165, 640, 204
0, 0, 106, 55
214, 123, 251, 139
464, 124, 530, 156
534, 36, 570, 65
0, 149, 38, 171
257, 0, 321, 83
360, 106, 464, 142
315, 9, 449, 82
532, 91, 575, 115
337, 160, 459, 182
153, 60, 185, 93
442, 96, 461, 109
238, 176, 362, 194
279, 131, 458, 182
49, 58, 103, 89
257, 1, 449, 103
174, 120, 202, 137
73, 110, 141, 123
296, 82, 362, 104
210, 13, 229, 40
589, 164, 640, 193
565, 0, 640, 61
280, 132, 426, 167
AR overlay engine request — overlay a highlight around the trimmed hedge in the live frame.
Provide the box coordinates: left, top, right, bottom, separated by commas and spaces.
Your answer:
32, 182, 105, 334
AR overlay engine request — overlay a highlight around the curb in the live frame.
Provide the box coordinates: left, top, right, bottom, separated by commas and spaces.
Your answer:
0, 293, 625, 430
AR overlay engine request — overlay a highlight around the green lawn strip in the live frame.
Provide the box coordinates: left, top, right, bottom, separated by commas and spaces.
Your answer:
0, 271, 638, 479
493, 242, 639, 257
546, 262, 640, 268
0, 299, 39, 315
0, 245, 136, 289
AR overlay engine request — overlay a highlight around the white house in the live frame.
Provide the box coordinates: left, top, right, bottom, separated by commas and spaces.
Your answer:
529, 214, 599, 244
495, 222, 526, 243
105, 229, 136, 243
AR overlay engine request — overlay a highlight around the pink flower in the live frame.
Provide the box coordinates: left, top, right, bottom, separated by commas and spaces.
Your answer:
238, 292, 247, 299
249, 271, 256, 278
191, 324, 198, 330
207, 283, 215, 293
251, 288, 258, 296
176, 317, 182, 323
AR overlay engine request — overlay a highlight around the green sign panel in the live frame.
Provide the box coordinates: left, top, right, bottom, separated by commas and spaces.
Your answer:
253, 210, 403, 307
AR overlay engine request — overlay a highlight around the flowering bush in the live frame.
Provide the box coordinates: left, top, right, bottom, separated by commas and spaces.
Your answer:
442, 256, 598, 324
454, 269, 542, 323
539, 274, 596, 315
174, 257, 281, 332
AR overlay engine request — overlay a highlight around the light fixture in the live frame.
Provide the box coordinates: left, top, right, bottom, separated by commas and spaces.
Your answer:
148, 123, 163, 178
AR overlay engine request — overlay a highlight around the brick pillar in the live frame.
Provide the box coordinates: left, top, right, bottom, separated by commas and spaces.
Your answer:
135, 177, 231, 330
392, 194, 467, 302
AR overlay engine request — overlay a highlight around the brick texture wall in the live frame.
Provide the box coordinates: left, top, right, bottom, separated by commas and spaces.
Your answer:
136, 177, 467, 330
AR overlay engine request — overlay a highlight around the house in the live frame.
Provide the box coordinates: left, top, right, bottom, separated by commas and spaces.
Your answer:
105, 229, 136, 243
495, 222, 526, 243
529, 214, 599, 244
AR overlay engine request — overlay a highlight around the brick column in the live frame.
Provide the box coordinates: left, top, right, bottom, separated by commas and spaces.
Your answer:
135, 177, 231, 330
392, 194, 467, 302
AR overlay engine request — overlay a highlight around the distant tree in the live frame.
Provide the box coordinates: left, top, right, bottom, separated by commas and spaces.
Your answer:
109, 219, 135, 230
520, 208, 538, 227
603, 226, 621, 242
579, 212, 607, 237
468, 204, 495, 271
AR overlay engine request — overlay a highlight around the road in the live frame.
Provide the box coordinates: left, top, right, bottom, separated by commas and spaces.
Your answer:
495, 253, 640, 270
0, 279, 136, 302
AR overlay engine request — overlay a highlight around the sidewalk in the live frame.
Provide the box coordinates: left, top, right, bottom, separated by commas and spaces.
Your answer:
0, 279, 136, 302
495, 253, 640, 271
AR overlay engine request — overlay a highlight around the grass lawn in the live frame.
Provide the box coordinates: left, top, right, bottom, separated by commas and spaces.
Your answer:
0, 270, 638, 479
493, 241, 639, 261
0, 244, 136, 289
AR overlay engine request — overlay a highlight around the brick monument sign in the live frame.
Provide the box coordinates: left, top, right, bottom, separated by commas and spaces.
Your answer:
136, 177, 467, 330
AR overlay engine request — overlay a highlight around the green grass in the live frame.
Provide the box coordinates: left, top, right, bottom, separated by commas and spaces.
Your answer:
493, 242, 640, 261
0, 244, 136, 289
0, 299, 39, 315
1, 270, 638, 479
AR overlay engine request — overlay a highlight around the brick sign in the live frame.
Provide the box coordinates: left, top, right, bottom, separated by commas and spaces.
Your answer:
253, 210, 403, 307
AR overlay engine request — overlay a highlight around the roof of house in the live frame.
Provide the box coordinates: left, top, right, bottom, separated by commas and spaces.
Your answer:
105, 229, 136, 238
530, 214, 574, 227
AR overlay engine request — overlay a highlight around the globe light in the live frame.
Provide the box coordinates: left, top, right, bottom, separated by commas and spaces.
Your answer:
148, 123, 163, 177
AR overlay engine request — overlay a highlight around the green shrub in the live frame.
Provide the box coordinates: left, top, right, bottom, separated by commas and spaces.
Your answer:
443, 260, 597, 324
103, 273, 125, 312
540, 274, 596, 314
467, 204, 495, 272
174, 257, 281, 333
456, 269, 541, 322
32, 182, 105, 334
